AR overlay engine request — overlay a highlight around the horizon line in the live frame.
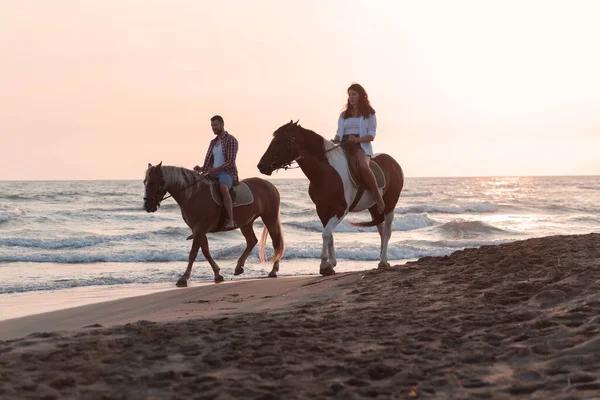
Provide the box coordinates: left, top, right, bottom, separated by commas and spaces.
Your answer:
1, 174, 599, 182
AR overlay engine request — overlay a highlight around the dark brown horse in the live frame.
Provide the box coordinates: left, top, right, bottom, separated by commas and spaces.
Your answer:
144, 163, 285, 285
257, 121, 403, 275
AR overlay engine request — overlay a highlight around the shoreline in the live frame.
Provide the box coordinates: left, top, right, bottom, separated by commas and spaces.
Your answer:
1, 233, 599, 399
0, 258, 397, 321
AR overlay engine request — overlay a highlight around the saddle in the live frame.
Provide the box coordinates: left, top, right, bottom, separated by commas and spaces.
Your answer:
208, 181, 254, 207
340, 135, 386, 190
341, 146, 386, 191
340, 146, 386, 212
346, 156, 386, 190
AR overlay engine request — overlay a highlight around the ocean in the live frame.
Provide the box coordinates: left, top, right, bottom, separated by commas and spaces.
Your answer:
1, 176, 599, 318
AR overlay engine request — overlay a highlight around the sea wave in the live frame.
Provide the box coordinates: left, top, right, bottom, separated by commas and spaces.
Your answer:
0, 227, 190, 249
284, 213, 438, 232
395, 202, 497, 214
0, 276, 168, 294
578, 185, 600, 191
0, 206, 23, 224
0, 239, 487, 264
401, 191, 433, 197
82, 206, 147, 213
435, 219, 509, 238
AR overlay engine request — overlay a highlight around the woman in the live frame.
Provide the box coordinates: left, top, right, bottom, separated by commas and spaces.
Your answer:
333, 83, 385, 213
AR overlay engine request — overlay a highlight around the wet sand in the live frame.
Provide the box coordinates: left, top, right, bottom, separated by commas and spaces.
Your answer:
1, 233, 599, 399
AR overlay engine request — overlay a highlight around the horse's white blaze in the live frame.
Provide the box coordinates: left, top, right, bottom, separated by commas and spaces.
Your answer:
143, 166, 151, 205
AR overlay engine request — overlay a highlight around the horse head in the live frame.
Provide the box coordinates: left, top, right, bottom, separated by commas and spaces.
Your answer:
143, 162, 166, 212
257, 120, 302, 175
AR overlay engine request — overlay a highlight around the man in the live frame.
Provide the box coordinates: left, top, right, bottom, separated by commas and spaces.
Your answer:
194, 115, 239, 229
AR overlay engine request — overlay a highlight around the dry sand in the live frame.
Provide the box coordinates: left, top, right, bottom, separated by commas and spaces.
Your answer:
0, 233, 599, 399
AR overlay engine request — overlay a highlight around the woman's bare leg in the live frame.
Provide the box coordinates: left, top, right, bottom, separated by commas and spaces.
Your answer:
357, 152, 385, 212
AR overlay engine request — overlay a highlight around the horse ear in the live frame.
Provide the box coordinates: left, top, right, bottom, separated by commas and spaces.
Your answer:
157, 161, 162, 168
289, 119, 293, 124
294, 120, 299, 125
148, 163, 152, 168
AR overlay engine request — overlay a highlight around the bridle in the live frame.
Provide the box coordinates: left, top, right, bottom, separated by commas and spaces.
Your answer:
269, 127, 342, 172
268, 131, 304, 171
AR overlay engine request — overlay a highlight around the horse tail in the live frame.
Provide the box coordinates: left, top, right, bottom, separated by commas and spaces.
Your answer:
272, 210, 285, 262
350, 211, 385, 228
259, 210, 285, 263
259, 225, 269, 263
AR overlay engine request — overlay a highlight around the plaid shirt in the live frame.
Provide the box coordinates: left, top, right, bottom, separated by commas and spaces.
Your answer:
202, 131, 239, 185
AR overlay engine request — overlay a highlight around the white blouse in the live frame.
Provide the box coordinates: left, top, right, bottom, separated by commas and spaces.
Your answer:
334, 113, 377, 156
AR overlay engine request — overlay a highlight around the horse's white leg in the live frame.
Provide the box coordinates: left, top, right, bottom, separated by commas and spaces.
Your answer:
320, 216, 341, 275
378, 211, 394, 269
375, 221, 384, 258
328, 236, 336, 267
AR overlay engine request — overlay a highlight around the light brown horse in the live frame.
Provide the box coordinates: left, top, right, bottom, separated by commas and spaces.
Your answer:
257, 121, 403, 275
144, 163, 285, 285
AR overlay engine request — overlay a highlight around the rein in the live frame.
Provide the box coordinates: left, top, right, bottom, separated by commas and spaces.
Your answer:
145, 172, 209, 206
161, 173, 211, 202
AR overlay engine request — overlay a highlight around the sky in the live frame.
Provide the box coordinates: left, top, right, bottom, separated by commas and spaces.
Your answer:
1, 0, 599, 180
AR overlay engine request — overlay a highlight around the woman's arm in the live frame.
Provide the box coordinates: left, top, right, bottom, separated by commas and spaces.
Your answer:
333, 114, 344, 143
348, 114, 376, 143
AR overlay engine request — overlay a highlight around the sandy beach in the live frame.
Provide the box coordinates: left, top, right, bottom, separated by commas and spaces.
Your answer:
1, 233, 599, 399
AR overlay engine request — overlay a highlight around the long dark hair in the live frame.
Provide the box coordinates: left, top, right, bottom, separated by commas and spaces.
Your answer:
343, 83, 376, 119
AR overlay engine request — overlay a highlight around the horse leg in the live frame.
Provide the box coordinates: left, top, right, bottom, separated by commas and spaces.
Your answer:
262, 214, 285, 278
378, 211, 394, 269
328, 236, 336, 268
235, 223, 258, 276
368, 205, 392, 269
320, 216, 342, 276
176, 234, 203, 287
199, 234, 224, 283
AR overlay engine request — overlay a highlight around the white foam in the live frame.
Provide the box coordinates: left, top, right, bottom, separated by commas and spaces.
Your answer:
0, 205, 23, 223
395, 202, 497, 214
285, 213, 437, 232
0, 227, 190, 249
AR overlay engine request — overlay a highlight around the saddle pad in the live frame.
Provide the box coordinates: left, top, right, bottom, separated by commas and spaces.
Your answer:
346, 156, 386, 190
209, 182, 254, 207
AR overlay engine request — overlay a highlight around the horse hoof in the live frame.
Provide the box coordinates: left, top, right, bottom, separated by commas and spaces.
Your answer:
234, 267, 244, 276
268, 271, 277, 278
320, 266, 336, 276
176, 278, 188, 287
186, 234, 194, 240
378, 262, 391, 269
214, 275, 224, 283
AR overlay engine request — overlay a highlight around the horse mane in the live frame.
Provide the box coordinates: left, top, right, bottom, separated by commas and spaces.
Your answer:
162, 166, 200, 186
161, 166, 210, 202
322, 137, 347, 166
272, 121, 347, 165
295, 125, 346, 165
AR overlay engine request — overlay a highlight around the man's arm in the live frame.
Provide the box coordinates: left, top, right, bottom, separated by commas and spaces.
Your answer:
196, 144, 214, 173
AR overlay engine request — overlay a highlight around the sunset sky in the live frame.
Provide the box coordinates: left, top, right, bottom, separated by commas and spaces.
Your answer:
2, 0, 599, 180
